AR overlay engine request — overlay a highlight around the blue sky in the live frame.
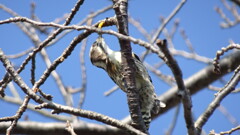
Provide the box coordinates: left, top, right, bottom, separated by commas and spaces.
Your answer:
0, 0, 240, 135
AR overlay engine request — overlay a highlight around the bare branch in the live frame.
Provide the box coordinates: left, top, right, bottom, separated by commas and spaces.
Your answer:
141, 0, 187, 60
35, 103, 146, 135
121, 51, 240, 130
180, 29, 195, 53
0, 0, 85, 98
0, 48, 146, 135
162, 25, 212, 64
112, 0, 147, 132
0, 1, 240, 135
195, 62, 240, 134
31, 55, 36, 85
215, 0, 240, 28
0, 16, 165, 61
128, 16, 151, 41
219, 125, 240, 135
0, 121, 133, 135
208, 85, 240, 93
169, 48, 212, 64
213, 43, 240, 74
48, 5, 112, 46
78, 18, 93, 108
6, 47, 34, 59
165, 105, 180, 135
0, 95, 72, 121
157, 39, 196, 135
218, 105, 239, 127
144, 62, 175, 86
104, 85, 119, 96
6, 96, 31, 135
65, 121, 77, 135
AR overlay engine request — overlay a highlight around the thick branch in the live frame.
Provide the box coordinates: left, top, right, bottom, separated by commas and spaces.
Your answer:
112, 0, 147, 132
0, 121, 125, 135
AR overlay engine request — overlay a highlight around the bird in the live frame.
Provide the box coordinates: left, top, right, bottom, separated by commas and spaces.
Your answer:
89, 34, 166, 129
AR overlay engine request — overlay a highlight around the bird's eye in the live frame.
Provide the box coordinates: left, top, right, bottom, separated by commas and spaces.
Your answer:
92, 42, 97, 47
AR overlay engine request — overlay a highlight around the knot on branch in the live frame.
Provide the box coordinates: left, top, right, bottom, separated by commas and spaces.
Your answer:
35, 103, 48, 110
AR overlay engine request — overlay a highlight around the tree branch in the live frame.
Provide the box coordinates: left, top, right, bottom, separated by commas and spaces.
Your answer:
121, 50, 240, 127
0, 0, 85, 97
0, 49, 146, 135
195, 52, 240, 134
112, 0, 148, 133
0, 121, 126, 135
157, 39, 196, 135
141, 0, 187, 60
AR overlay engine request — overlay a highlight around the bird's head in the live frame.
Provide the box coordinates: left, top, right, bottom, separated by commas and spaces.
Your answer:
89, 35, 111, 70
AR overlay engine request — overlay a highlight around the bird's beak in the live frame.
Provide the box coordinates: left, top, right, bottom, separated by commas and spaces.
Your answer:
96, 35, 104, 46
94, 34, 108, 55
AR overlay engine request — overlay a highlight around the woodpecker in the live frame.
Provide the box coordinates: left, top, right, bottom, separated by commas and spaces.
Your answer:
89, 35, 166, 129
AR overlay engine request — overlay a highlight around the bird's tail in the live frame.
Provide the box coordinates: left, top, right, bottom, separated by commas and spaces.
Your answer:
142, 98, 166, 130
141, 111, 151, 130
152, 98, 166, 114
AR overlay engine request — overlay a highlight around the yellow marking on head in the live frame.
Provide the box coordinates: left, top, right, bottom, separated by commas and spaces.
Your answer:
98, 21, 105, 29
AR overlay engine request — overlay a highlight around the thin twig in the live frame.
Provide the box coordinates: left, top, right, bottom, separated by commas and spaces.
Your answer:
30, 2, 36, 20
215, 7, 233, 27
31, 54, 36, 85
168, 19, 180, 40
29, 2, 49, 34
48, 5, 112, 47
141, 0, 187, 60
215, 0, 240, 28
6, 47, 34, 59
219, 125, 240, 135
213, 43, 240, 74
218, 105, 239, 127
6, 96, 31, 135
165, 105, 180, 135
208, 85, 240, 93
180, 29, 195, 53
0, 116, 15, 122
7, 82, 21, 100
78, 18, 93, 108
162, 25, 212, 64
144, 62, 175, 86
169, 48, 212, 63
128, 16, 151, 41
104, 85, 119, 96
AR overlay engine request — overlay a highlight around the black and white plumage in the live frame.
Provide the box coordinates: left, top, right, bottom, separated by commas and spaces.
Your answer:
89, 35, 165, 129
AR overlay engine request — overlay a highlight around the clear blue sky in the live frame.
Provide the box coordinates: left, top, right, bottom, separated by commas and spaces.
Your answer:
0, 0, 240, 135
